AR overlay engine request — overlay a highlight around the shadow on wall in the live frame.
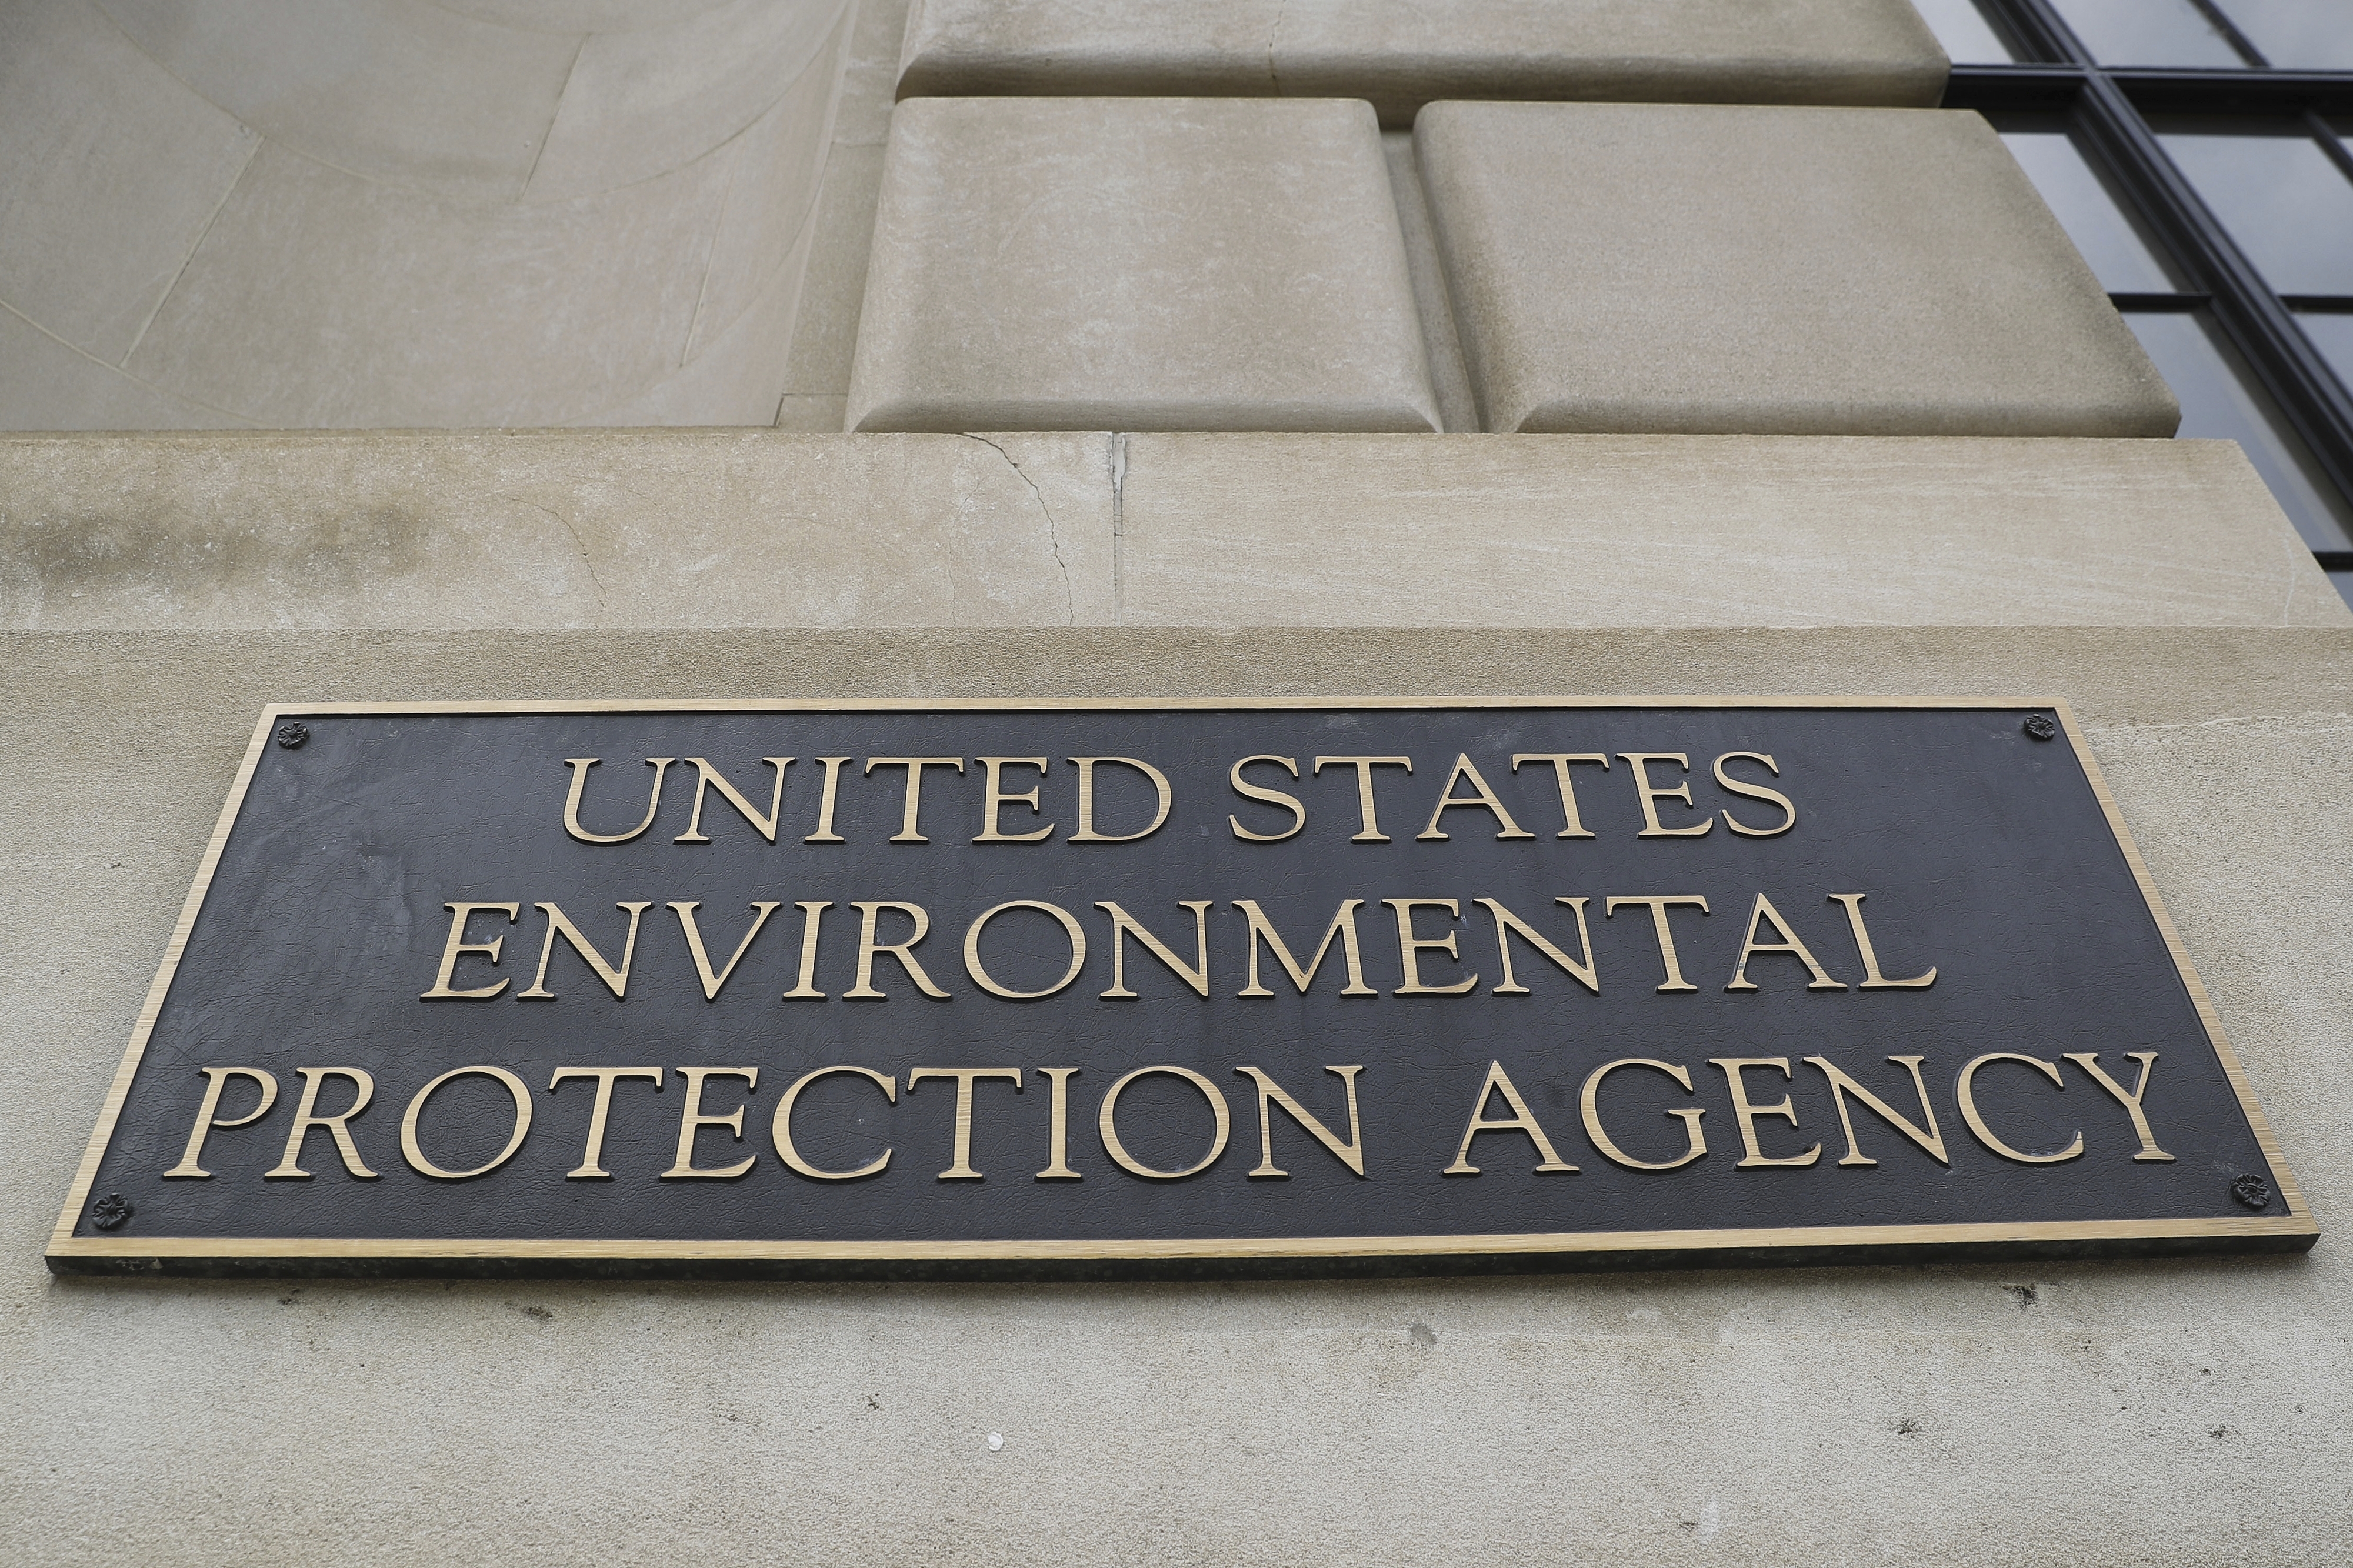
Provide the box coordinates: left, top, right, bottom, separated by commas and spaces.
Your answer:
0, 0, 854, 429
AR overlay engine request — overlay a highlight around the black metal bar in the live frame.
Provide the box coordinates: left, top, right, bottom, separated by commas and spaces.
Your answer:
2111, 70, 2353, 115
1943, 65, 2085, 112
2183, 0, 2272, 69
2108, 293, 2207, 311
2284, 297, 2353, 313
2314, 551, 2353, 571
1947, 69, 2353, 116
2302, 109, 2353, 186
1971, 0, 2353, 499
2074, 76, 2353, 491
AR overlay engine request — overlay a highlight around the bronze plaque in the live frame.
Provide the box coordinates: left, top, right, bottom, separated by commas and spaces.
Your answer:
48, 698, 2314, 1278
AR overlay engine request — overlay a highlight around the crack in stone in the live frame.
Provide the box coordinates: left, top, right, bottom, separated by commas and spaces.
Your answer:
524, 499, 609, 613
964, 433, 1074, 624
1110, 431, 1126, 625
519, 37, 588, 203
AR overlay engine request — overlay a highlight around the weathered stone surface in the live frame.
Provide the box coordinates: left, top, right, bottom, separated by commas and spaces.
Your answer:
0, 625, 2348, 1566
896, 0, 1949, 126
4, 430, 2338, 630
1417, 102, 2180, 438
1112, 432, 2350, 628
5, 0, 854, 429
845, 97, 1439, 433
0, 431, 1116, 629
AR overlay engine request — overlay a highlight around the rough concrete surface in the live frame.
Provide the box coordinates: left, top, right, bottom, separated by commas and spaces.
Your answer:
1417, 102, 2181, 439
2, 626, 2348, 1566
3, 429, 2341, 631
895, 0, 1948, 125
845, 97, 1440, 433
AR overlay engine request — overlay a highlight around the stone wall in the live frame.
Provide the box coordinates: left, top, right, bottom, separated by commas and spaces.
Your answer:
2, 625, 2348, 1565
6, 0, 2348, 1562
0, 0, 855, 428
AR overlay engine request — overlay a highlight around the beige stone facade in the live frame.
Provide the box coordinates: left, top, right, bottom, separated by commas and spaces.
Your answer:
6, 627, 2352, 1566
4, 1, 2349, 1563
846, 98, 1441, 433
2, 429, 2341, 630
1414, 102, 2177, 436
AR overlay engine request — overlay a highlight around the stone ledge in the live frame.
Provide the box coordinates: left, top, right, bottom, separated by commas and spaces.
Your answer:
0, 429, 2338, 631
1115, 432, 2347, 629
0, 428, 1116, 631
895, 0, 1949, 126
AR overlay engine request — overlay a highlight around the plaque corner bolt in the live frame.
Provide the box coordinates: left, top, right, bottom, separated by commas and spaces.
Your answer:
2230, 1173, 2272, 1212
2022, 714, 2058, 742
275, 721, 309, 750
90, 1193, 132, 1231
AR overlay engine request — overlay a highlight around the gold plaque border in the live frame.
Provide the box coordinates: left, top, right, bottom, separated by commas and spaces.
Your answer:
46, 696, 2318, 1271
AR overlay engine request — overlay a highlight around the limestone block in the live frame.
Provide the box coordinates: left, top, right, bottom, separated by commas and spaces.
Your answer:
896, 0, 1948, 127
846, 97, 1438, 433
1415, 102, 2181, 438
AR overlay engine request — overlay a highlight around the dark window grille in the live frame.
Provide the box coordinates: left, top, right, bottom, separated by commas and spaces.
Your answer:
1927, 0, 2353, 601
